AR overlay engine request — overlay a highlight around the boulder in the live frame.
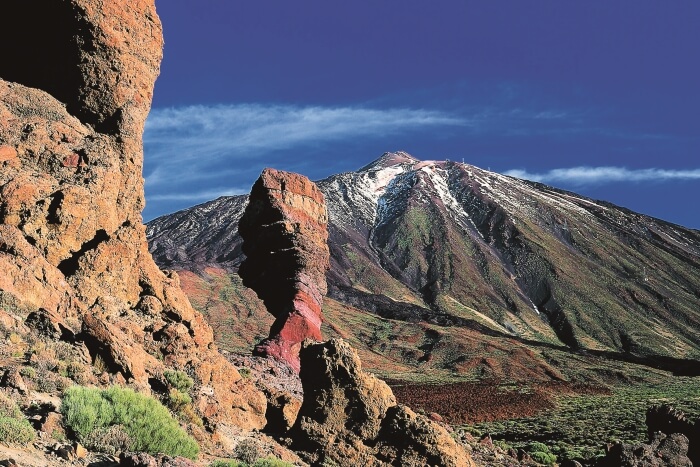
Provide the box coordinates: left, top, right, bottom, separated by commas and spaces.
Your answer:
239, 168, 330, 372
646, 405, 699, 465
290, 338, 475, 467
596, 432, 692, 467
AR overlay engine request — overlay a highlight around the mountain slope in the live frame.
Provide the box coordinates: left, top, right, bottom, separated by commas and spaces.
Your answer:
147, 152, 700, 379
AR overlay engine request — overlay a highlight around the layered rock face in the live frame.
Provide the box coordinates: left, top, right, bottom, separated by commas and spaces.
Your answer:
0, 0, 265, 430
238, 168, 330, 372
291, 338, 475, 466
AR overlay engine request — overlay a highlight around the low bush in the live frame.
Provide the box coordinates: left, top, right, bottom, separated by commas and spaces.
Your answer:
61, 386, 199, 459
0, 416, 35, 444
168, 388, 192, 411
530, 451, 557, 465
527, 441, 551, 454
528, 441, 556, 466
251, 458, 295, 467
82, 424, 132, 455
210, 461, 241, 467
164, 369, 194, 393
0, 393, 22, 419
0, 392, 35, 445
235, 438, 261, 464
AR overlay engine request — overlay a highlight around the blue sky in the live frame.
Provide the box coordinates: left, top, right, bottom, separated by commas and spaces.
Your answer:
145, 1, 700, 229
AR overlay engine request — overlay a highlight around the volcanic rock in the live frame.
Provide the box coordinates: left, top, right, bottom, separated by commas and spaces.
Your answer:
596, 432, 692, 467
646, 405, 699, 466
290, 338, 475, 466
0, 0, 265, 429
238, 168, 330, 372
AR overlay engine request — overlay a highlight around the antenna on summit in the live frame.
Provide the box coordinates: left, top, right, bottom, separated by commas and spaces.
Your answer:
462, 158, 465, 164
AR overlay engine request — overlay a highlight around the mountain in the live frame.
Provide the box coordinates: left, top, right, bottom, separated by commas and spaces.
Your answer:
147, 151, 700, 381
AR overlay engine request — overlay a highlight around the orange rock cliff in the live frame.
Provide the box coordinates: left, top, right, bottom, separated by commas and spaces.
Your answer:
0, 0, 266, 430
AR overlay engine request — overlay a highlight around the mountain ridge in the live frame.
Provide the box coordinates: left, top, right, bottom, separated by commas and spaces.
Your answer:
148, 152, 700, 379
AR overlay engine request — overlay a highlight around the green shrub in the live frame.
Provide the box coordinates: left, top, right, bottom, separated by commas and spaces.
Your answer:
82, 424, 132, 455
61, 386, 199, 459
239, 367, 252, 379
530, 451, 557, 465
0, 416, 36, 444
527, 441, 551, 454
164, 369, 194, 393
209, 458, 294, 467
168, 388, 192, 411
0, 393, 22, 419
19, 366, 36, 380
0, 393, 35, 445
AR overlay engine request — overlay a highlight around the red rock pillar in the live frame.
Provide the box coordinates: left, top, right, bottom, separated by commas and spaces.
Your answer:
238, 168, 330, 372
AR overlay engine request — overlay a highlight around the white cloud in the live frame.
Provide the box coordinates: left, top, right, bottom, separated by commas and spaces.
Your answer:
142, 103, 466, 219
147, 187, 248, 202
505, 166, 700, 186
145, 104, 464, 158
143, 103, 464, 187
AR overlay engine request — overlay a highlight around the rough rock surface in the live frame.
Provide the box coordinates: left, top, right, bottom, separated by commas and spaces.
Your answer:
596, 432, 692, 467
290, 338, 475, 467
0, 0, 265, 429
119, 452, 198, 467
238, 168, 330, 372
646, 405, 699, 466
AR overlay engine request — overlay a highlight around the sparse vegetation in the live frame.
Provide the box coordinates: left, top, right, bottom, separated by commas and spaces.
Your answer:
463, 378, 700, 464
0, 392, 35, 445
164, 369, 194, 393
235, 438, 262, 464
61, 385, 199, 459
209, 459, 294, 467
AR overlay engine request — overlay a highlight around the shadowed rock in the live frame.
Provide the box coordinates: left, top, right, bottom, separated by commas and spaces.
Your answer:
238, 168, 330, 372
290, 338, 475, 466
596, 432, 692, 467
0, 0, 265, 429
646, 405, 699, 466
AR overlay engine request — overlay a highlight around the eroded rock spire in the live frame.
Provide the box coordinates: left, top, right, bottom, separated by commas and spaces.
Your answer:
238, 168, 330, 372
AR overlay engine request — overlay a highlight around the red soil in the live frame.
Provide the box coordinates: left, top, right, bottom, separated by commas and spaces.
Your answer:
390, 380, 609, 425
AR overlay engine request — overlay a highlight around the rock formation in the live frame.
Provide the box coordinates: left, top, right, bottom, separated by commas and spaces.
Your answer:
646, 405, 699, 466
596, 432, 692, 467
0, 0, 265, 430
290, 338, 475, 466
238, 168, 330, 372
595, 405, 699, 467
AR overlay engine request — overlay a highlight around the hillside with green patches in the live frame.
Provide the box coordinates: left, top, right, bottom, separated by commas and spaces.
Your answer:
147, 152, 700, 382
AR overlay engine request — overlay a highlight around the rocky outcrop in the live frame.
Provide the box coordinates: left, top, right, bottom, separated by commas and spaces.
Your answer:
646, 405, 699, 466
290, 338, 475, 466
597, 432, 692, 467
0, 0, 265, 430
595, 405, 699, 467
238, 168, 330, 372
